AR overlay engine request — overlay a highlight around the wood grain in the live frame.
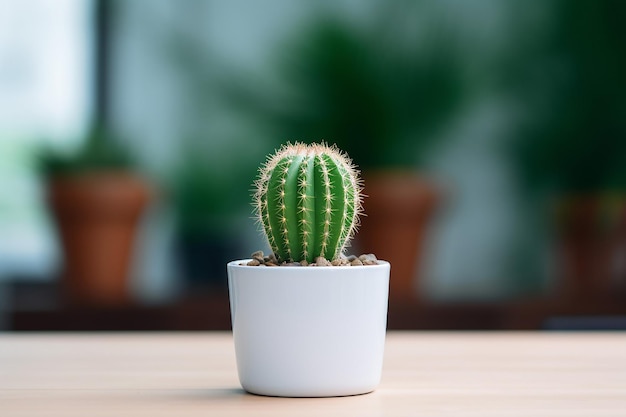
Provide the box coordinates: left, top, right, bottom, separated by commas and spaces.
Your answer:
1, 332, 625, 416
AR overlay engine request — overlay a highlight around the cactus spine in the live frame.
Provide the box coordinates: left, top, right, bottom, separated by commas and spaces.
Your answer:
254, 142, 363, 263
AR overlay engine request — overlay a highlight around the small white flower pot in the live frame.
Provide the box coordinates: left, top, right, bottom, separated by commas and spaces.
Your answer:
227, 260, 390, 397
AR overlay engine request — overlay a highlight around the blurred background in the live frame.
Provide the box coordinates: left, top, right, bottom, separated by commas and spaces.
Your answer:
1, 0, 625, 331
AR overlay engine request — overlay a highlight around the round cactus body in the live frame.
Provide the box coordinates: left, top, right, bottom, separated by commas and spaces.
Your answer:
254, 142, 363, 263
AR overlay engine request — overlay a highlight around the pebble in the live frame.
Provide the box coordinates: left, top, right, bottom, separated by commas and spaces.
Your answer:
247, 259, 260, 266
359, 254, 378, 262
350, 258, 364, 266
315, 257, 331, 266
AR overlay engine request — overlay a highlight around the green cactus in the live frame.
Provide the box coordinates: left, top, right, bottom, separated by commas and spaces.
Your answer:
254, 142, 363, 263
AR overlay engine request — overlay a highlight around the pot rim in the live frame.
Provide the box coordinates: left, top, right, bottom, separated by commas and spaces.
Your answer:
228, 259, 390, 270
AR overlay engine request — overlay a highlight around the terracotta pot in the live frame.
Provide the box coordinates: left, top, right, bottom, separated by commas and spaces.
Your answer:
554, 194, 626, 301
47, 172, 150, 306
357, 171, 439, 302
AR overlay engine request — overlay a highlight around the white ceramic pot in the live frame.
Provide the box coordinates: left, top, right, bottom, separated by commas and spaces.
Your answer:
227, 260, 390, 397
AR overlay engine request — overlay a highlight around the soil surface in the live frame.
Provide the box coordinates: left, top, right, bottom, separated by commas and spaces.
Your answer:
240, 251, 380, 267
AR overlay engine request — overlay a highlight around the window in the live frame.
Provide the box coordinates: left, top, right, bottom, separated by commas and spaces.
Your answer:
0, 0, 93, 279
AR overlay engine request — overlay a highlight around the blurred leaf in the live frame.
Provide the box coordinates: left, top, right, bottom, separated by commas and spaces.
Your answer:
508, 0, 626, 193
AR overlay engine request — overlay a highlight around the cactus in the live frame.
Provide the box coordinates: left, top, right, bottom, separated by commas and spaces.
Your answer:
254, 142, 363, 263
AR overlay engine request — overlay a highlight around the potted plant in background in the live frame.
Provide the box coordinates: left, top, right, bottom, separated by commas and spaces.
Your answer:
221, 8, 469, 303
227, 142, 390, 397
40, 125, 151, 306
171, 144, 249, 293
504, 0, 626, 302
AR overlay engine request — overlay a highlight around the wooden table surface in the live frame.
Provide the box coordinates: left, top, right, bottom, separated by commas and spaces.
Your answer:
1, 332, 625, 416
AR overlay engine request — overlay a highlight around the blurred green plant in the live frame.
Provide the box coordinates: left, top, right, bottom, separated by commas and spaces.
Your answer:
38, 125, 134, 177
159, 16, 270, 239
170, 139, 261, 286
171, 142, 256, 238
220, 6, 469, 172
506, 0, 626, 194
